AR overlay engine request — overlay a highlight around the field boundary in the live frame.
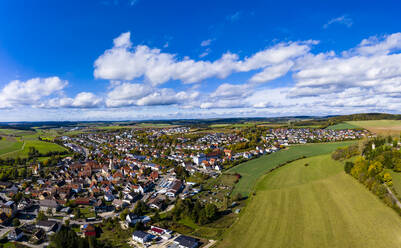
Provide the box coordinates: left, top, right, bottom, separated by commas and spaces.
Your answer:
227, 141, 356, 196
0, 140, 25, 158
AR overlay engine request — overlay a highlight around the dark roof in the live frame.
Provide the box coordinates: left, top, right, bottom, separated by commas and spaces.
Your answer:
0, 181, 12, 187
127, 213, 138, 219
39, 199, 59, 208
10, 227, 23, 236
36, 220, 58, 228
175, 235, 198, 248
170, 180, 182, 192
132, 230, 149, 239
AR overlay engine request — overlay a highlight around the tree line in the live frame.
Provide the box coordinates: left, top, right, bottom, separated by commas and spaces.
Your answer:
333, 137, 396, 208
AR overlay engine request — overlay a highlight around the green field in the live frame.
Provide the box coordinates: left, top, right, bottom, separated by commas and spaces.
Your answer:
210, 123, 258, 128
219, 154, 401, 248
387, 170, 401, 196
96, 123, 178, 130
0, 136, 24, 156
326, 122, 359, 130
347, 120, 401, 135
227, 141, 355, 196
0, 128, 35, 136
0, 128, 68, 159
3, 140, 67, 159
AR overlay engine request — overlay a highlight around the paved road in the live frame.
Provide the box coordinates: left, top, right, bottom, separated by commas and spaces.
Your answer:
387, 186, 401, 208
19, 240, 49, 248
0, 226, 12, 238
203, 240, 217, 248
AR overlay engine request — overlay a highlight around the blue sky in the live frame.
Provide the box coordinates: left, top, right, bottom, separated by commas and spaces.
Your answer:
1, 0, 401, 121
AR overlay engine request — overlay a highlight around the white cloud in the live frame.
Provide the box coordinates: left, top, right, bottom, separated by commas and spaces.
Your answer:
7, 32, 401, 120
113, 32, 132, 48
0, 77, 67, 109
202, 32, 401, 112
226, 11, 241, 22
71, 92, 102, 108
44, 92, 102, 108
210, 83, 251, 99
249, 61, 294, 83
353, 33, 401, 56
93, 32, 315, 85
201, 39, 213, 47
199, 48, 211, 58
137, 89, 199, 106
105, 82, 199, 107
323, 15, 353, 29
294, 53, 401, 88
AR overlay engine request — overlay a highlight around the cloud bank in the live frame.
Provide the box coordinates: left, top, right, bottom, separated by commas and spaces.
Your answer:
2, 31, 401, 120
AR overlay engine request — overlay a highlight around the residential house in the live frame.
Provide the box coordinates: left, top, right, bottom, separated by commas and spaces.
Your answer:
36, 220, 60, 233
17, 198, 33, 211
81, 224, 96, 237
125, 213, 151, 226
8, 228, 23, 241
0, 201, 17, 218
39, 200, 60, 214
174, 235, 199, 248
132, 230, 152, 244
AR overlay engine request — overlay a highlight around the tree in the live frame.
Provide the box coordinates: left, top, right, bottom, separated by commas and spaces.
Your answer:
12, 192, 23, 203
119, 208, 130, 221
152, 211, 161, 222
18, 168, 27, 178
233, 193, 242, 201
37, 211, 47, 221
12, 218, 20, 227
368, 161, 383, 177
74, 208, 82, 219
204, 203, 218, 221
134, 221, 145, 231
49, 226, 88, 248
394, 159, 401, 172
382, 172, 393, 187
350, 156, 369, 179
47, 207, 53, 216
222, 196, 230, 210
198, 209, 208, 225
344, 162, 354, 174
133, 201, 148, 216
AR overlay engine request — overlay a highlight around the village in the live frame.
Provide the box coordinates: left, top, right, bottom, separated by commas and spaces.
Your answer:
0, 126, 368, 247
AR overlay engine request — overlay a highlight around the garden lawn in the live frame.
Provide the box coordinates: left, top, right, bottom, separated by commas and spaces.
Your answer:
219, 154, 401, 248
227, 141, 355, 196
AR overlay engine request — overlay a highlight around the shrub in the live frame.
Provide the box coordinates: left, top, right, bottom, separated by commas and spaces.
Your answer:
344, 162, 354, 174
233, 193, 242, 201
12, 218, 20, 227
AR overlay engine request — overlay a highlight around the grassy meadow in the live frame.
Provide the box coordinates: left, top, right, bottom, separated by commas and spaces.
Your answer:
326, 122, 359, 130
0, 128, 68, 159
227, 141, 356, 197
0, 136, 24, 156
387, 169, 401, 196
219, 154, 401, 248
347, 120, 401, 135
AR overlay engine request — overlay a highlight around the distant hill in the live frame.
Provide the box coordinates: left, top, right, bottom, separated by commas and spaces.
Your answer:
0, 113, 400, 130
